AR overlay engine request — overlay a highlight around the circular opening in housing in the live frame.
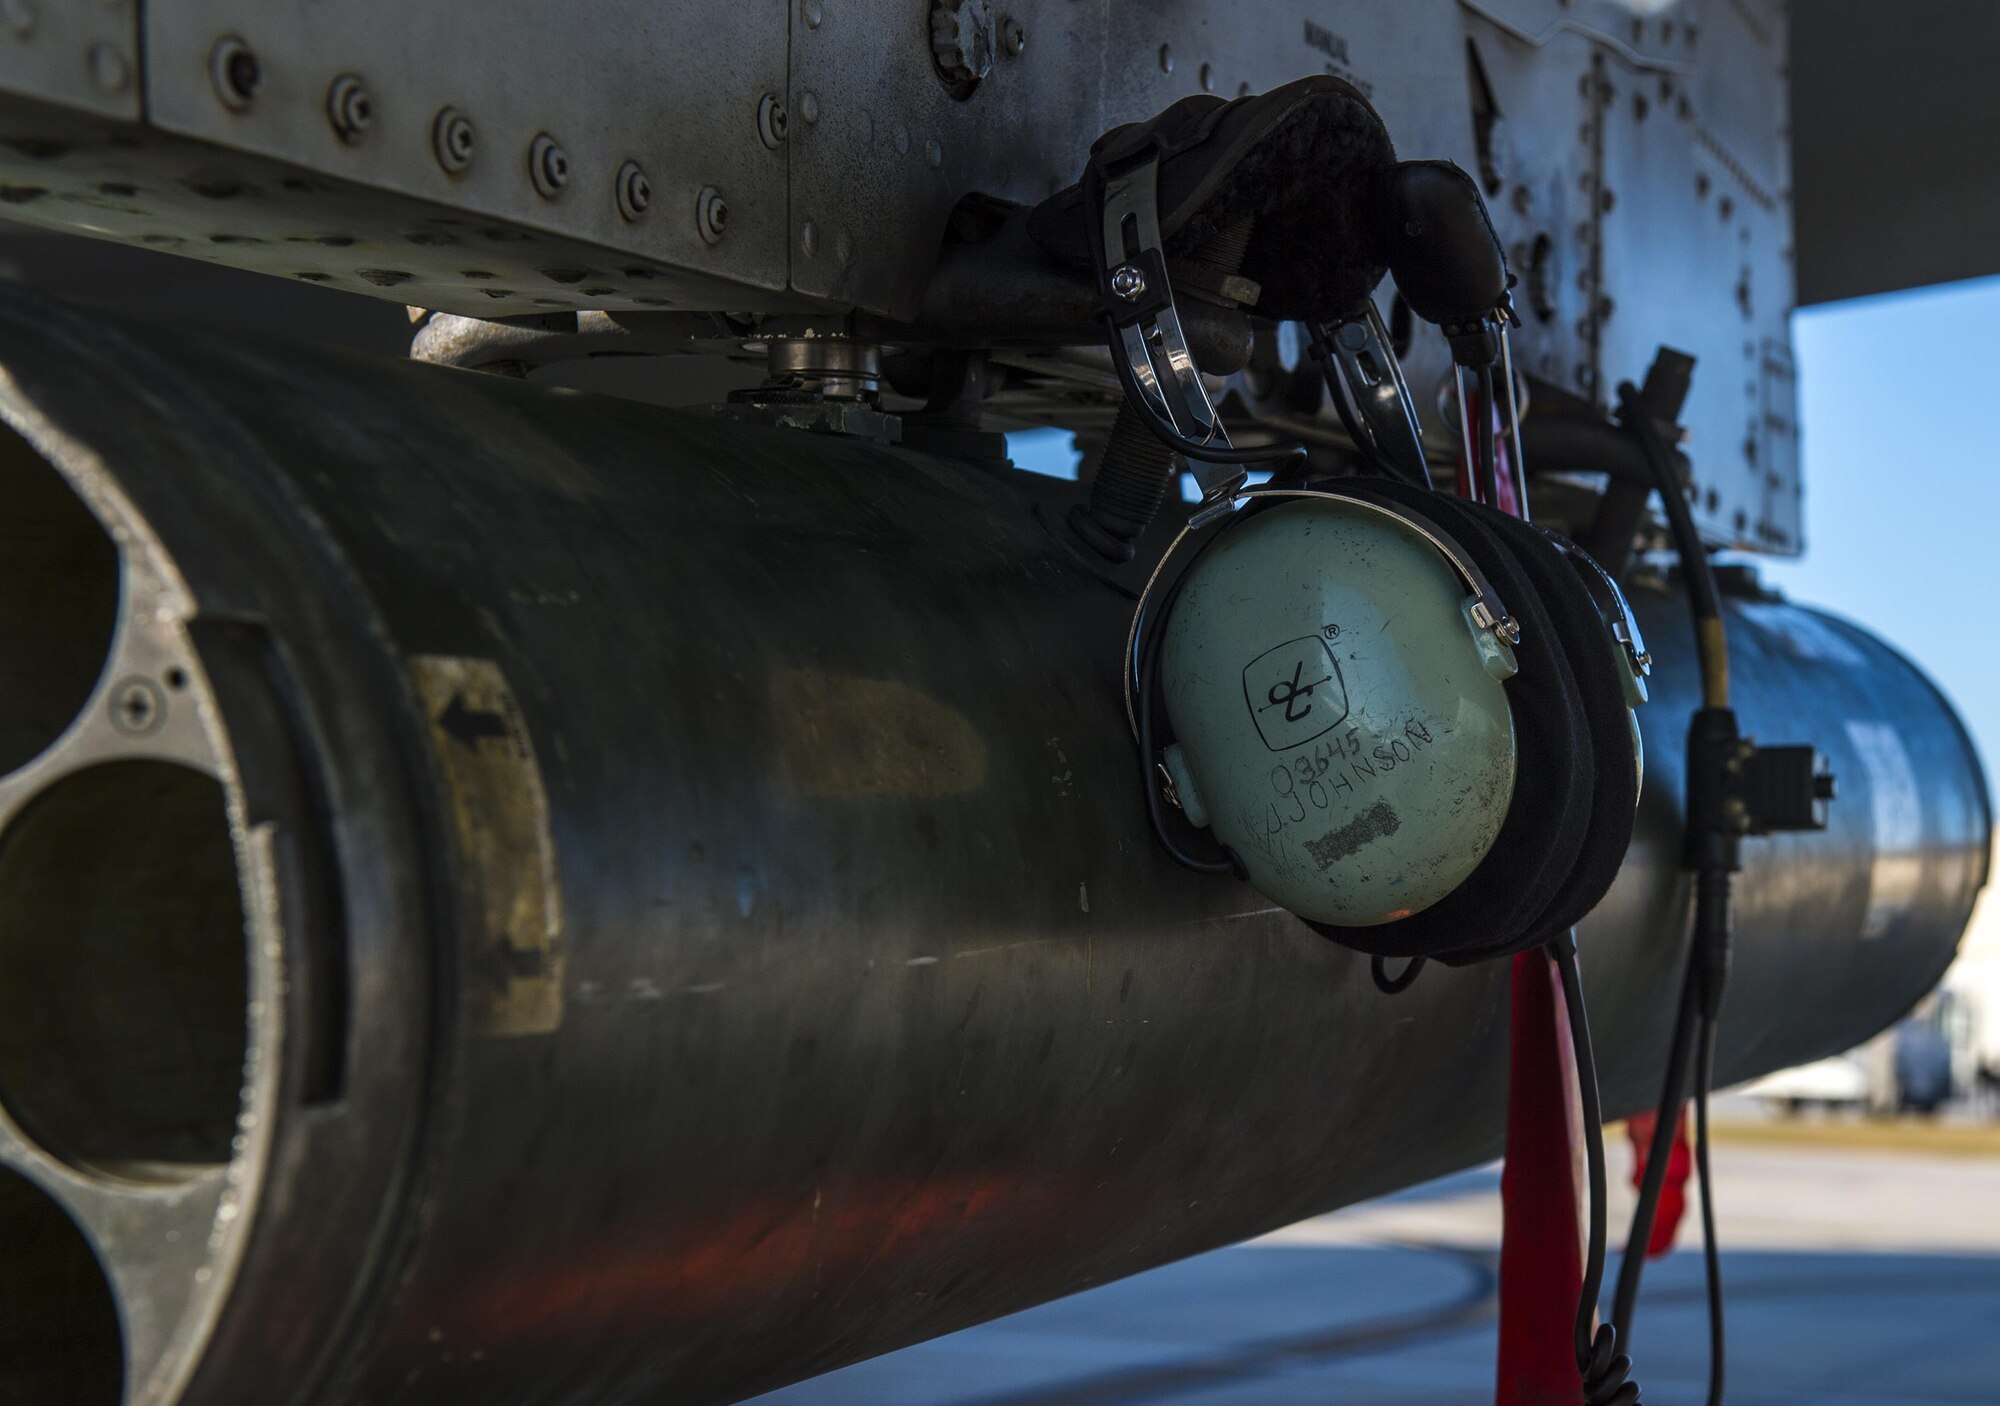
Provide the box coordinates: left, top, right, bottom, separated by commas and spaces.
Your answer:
0, 425, 120, 775
0, 1164, 124, 1405
0, 761, 248, 1172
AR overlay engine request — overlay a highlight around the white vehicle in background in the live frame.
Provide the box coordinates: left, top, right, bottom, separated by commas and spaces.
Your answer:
1743, 1056, 1871, 1114
1747, 985, 1986, 1116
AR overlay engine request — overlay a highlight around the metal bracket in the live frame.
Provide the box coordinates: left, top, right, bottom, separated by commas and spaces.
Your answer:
1311, 303, 1432, 488
1087, 144, 1251, 505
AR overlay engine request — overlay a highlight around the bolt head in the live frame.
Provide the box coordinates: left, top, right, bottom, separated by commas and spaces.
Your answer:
327, 74, 373, 142
109, 677, 165, 737
210, 35, 261, 110
529, 133, 570, 198
615, 160, 652, 221
930, 0, 996, 89
697, 185, 728, 244
757, 92, 789, 149
1109, 264, 1147, 302
433, 107, 475, 172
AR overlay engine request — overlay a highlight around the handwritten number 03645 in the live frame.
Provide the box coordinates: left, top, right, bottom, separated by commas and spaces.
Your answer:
1270, 763, 1327, 822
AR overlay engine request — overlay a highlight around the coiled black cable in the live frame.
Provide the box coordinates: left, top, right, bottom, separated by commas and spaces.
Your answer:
1552, 933, 1644, 1406
1370, 954, 1427, 994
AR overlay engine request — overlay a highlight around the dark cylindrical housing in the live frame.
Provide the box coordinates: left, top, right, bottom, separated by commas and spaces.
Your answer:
0, 289, 1984, 1406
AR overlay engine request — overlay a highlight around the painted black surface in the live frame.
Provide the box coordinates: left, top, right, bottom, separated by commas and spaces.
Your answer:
0, 288, 1983, 1406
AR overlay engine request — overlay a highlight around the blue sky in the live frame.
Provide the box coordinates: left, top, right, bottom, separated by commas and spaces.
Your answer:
1764, 276, 2000, 807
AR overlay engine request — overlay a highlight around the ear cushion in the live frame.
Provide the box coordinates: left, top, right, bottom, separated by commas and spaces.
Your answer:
1296, 480, 1597, 961
1458, 515, 1640, 959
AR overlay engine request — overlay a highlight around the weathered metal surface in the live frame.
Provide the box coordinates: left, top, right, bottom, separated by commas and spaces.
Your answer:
0, 0, 1798, 553
141, 0, 790, 295
0, 0, 139, 121
0, 96, 817, 320
0, 289, 1977, 1406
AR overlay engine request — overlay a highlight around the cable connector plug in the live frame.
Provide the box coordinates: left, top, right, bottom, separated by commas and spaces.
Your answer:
1729, 741, 1835, 836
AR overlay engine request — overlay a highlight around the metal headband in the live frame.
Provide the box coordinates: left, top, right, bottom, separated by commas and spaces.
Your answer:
1123, 485, 1520, 739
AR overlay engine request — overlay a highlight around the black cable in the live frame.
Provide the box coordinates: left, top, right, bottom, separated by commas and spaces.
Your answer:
1370, 955, 1426, 994
1551, 933, 1642, 1405
1612, 370, 1732, 1405
1615, 381, 1725, 707
1695, 1017, 1726, 1406
1608, 973, 1699, 1340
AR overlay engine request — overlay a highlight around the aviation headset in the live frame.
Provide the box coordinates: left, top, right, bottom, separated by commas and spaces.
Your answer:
1035, 74, 1651, 965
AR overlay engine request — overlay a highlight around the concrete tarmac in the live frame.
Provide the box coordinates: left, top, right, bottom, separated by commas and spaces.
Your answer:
751, 1135, 2000, 1405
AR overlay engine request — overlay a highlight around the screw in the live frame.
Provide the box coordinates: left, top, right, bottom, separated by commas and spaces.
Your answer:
110, 677, 165, 737
614, 160, 651, 221
696, 185, 728, 244
999, 14, 1025, 55
432, 106, 475, 173
757, 92, 789, 149
528, 132, 570, 199
1109, 264, 1146, 301
326, 73, 373, 144
209, 35, 261, 111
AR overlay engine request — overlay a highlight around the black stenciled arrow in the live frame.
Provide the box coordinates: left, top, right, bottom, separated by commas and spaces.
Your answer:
438, 693, 511, 752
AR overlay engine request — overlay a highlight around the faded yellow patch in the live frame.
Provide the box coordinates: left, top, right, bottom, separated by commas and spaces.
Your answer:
410, 656, 563, 1036
772, 669, 987, 798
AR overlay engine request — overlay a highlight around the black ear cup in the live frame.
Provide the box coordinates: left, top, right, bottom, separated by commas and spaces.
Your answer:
1293, 482, 1637, 963
1476, 512, 1641, 952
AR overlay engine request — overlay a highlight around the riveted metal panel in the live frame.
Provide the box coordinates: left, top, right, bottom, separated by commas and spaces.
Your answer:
141, 0, 792, 300
0, 0, 140, 120
786, 0, 1472, 320
1455, 0, 1800, 553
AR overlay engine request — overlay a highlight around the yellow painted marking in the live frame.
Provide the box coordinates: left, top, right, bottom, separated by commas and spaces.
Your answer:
410, 656, 563, 1036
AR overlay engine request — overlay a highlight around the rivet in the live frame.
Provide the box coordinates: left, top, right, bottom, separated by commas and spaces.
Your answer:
893, 121, 909, 155
209, 34, 261, 111
528, 132, 570, 199
697, 185, 728, 245
801, 0, 822, 26
801, 218, 819, 255
614, 160, 652, 221
1198, 62, 1214, 92
88, 41, 130, 92
924, 138, 942, 168
2, 0, 39, 40
1158, 43, 1173, 73
798, 89, 820, 124
999, 14, 1025, 56
326, 73, 373, 144
757, 92, 789, 148
432, 106, 475, 173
